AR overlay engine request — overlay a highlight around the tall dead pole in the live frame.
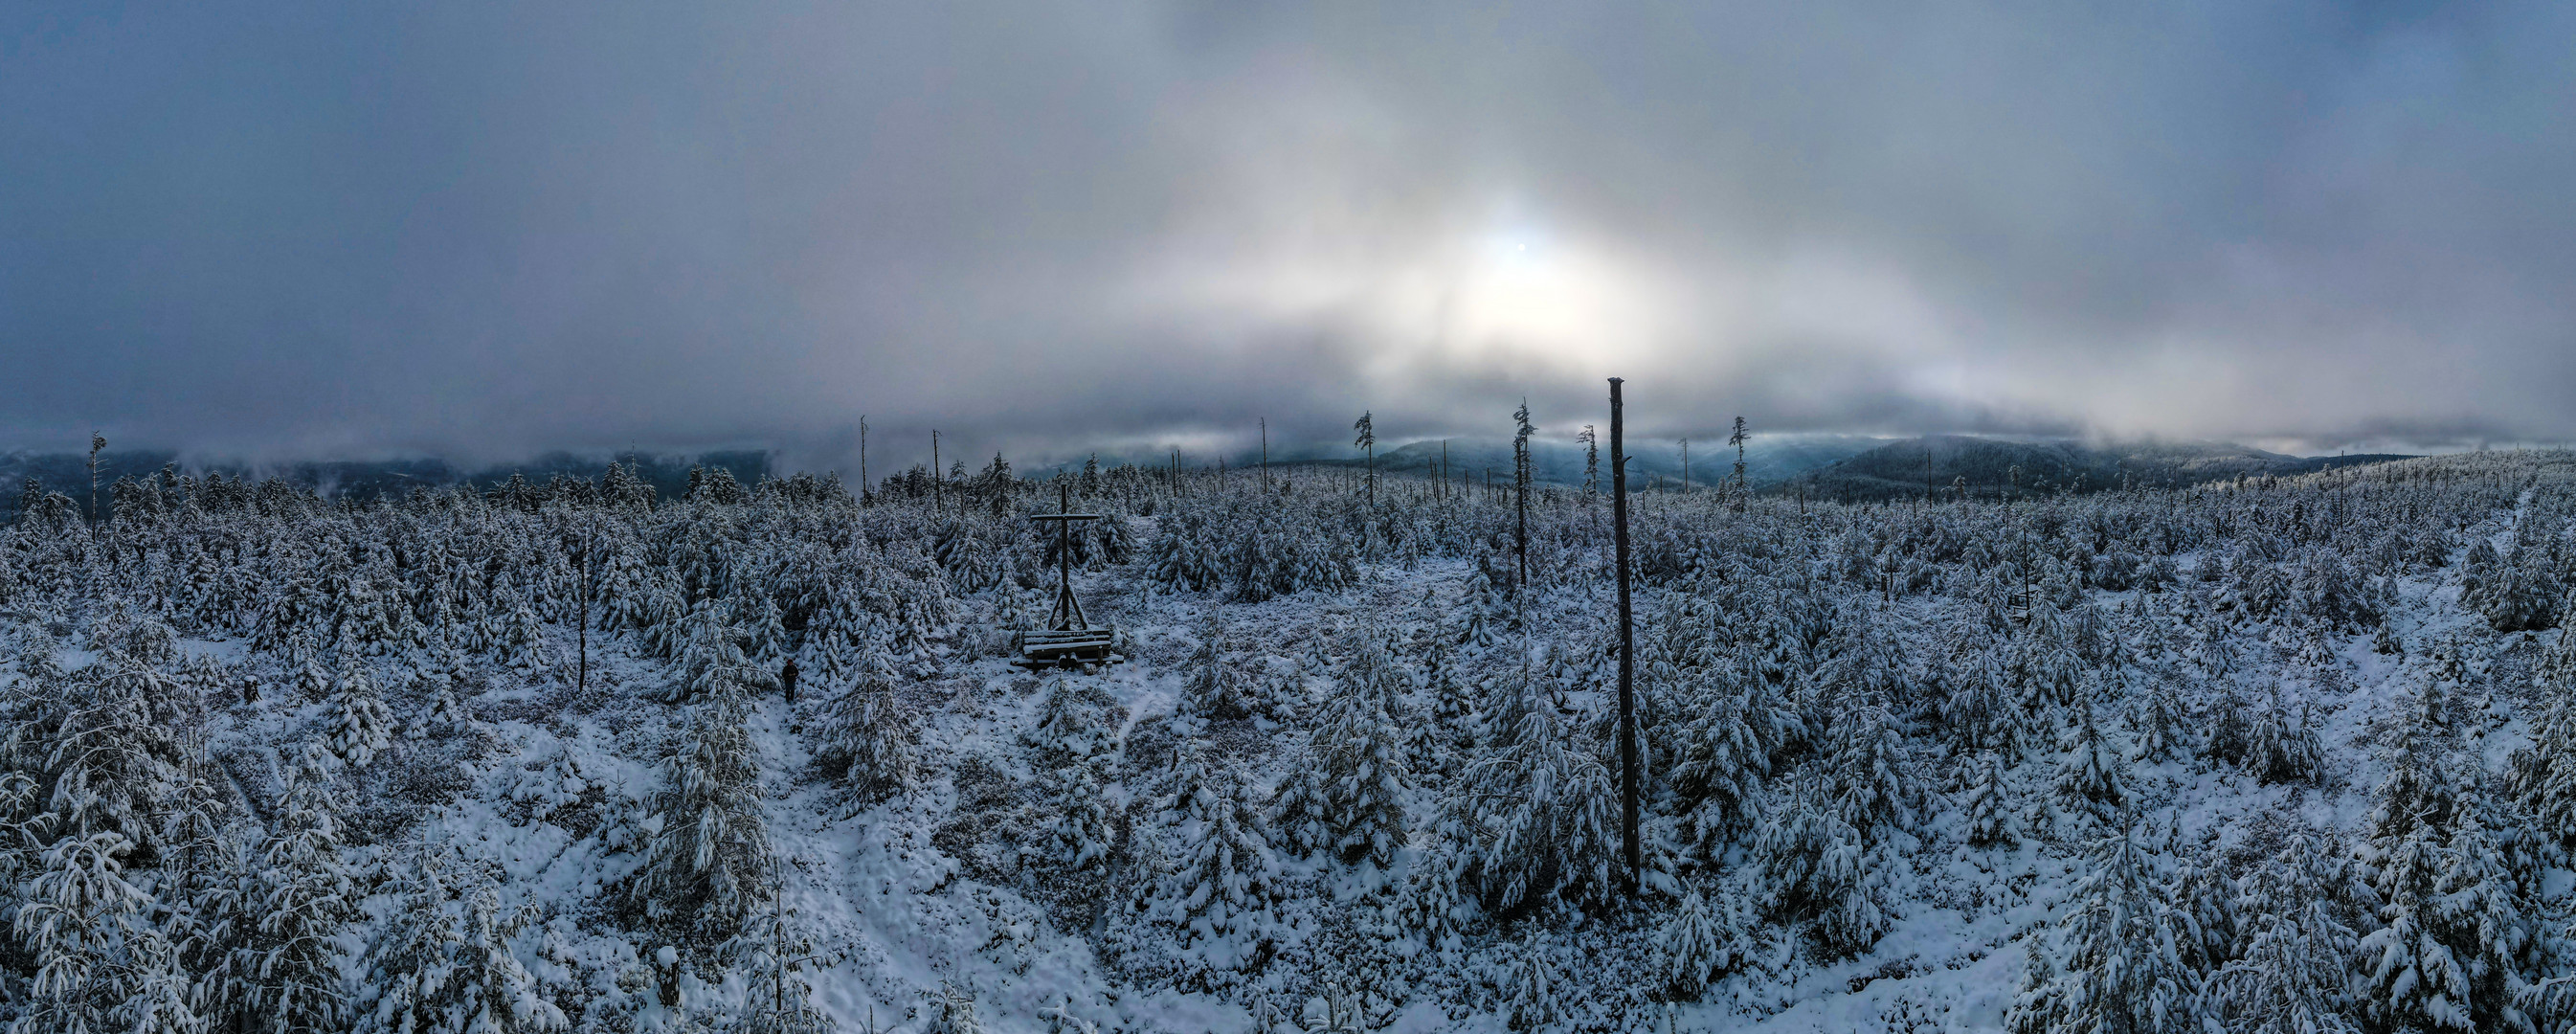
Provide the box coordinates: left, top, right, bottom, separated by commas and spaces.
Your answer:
931, 429, 942, 513
1609, 377, 1639, 899
859, 416, 869, 505
1260, 417, 1269, 493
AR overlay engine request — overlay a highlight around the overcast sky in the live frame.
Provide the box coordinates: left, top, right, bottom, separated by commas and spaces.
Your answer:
6, 1, 2571, 471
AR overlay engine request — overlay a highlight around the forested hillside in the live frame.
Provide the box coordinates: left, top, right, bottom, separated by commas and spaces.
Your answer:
2, 449, 2574, 1032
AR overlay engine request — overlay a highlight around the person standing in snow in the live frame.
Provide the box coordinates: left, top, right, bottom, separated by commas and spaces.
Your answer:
780, 656, 799, 705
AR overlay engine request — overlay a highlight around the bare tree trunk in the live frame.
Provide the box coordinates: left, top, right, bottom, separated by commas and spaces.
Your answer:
1610, 377, 1639, 900
577, 528, 589, 692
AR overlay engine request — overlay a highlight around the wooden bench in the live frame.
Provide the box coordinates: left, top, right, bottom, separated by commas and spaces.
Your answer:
1013, 627, 1118, 668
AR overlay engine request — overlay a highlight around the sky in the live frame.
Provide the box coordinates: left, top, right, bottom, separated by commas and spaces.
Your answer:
5, 1, 2573, 473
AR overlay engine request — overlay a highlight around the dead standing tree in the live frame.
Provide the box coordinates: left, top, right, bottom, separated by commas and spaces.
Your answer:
1353, 411, 1376, 506
1513, 399, 1534, 584
1728, 416, 1749, 511
1608, 378, 1639, 899
86, 432, 105, 523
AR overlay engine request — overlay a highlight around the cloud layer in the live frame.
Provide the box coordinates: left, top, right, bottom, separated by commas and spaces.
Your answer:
6, 0, 2571, 470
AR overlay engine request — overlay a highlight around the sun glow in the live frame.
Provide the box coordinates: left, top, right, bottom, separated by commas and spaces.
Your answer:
1122, 208, 1692, 382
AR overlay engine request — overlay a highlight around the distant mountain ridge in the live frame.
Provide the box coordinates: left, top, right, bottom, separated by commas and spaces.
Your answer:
1243, 434, 1893, 490
0, 450, 769, 519
1797, 436, 2414, 501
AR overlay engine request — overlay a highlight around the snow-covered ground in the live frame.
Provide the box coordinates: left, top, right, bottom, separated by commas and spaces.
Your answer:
2, 451, 2574, 1032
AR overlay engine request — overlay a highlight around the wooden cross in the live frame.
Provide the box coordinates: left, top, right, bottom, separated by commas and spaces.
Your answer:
1028, 483, 1105, 632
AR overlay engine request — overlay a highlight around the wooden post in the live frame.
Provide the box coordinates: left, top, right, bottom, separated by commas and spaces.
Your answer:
859, 416, 869, 504
931, 430, 941, 512
1609, 377, 1638, 900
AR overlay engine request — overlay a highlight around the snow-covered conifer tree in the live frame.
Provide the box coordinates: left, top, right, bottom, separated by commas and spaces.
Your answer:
2201, 831, 2363, 1034
1449, 679, 1619, 912
196, 747, 355, 1034
2242, 688, 2324, 785
815, 652, 917, 798
1023, 677, 1113, 761
325, 663, 394, 768
634, 686, 772, 934
1960, 750, 2015, 848
1669, 655, 1800, 843
1750, 772, 1889, 956
2128, 676, 2190, 762
2022, 828, 2200, 1034
2, 638, 191, 854
665, 599, 772, 704
1179, 615, 1250, 720
1033, 759, 1116, 876
1939, 647, 2022, 755
356, 846, 566, 1034
1499, 941, 1563, 1032
2053, 705, 2127, 825
1273, 684, 1410, 865
1655, 885, 1749, 1000
1130, 751, 1275, 983
1821, 703, 1917, 835
13, 830, 196, 1034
